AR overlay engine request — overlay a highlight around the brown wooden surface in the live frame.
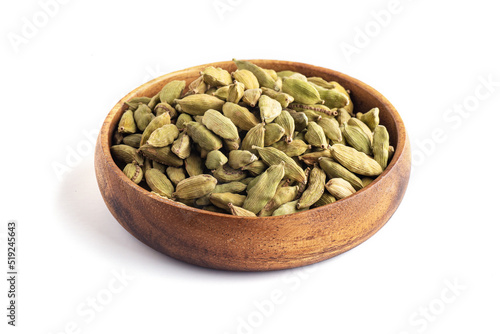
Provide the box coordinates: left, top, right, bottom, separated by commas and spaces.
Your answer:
94, 59, 411, 271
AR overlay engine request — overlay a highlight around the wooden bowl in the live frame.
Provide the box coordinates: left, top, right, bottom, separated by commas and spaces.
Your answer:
94, 60, 411, 271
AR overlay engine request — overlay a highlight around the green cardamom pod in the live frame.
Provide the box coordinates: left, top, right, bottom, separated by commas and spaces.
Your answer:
173, 174, 218, 200
228, 150, 258, 169
159, 80, 186, 105
145, 168, 174, 198
147, 124, 180, 147
372, 125, 390, 170
243, 162, 285, 214
253, 146, 306, 184
264, 123, 285, 146
174, 94, 225, 116
282, 78, 323, 105
166, 167, 186, 186
140, 113, 171, 146
205, 150, 228, 170
123, 163, 143, 184
227, 81, 245, 104
222, 102, 260, 131
232, 69, 260, 90
186, 121, 223, 151
241, 123, 265, 154
233, 59, 278, 90
318, 157, 363, 190
202, 109, 239, 140
134, 104, 154, 132
201, 66, 232, 87
118, 110, 137, 134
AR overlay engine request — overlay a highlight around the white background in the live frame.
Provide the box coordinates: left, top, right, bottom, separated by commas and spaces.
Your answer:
1, 0, 500, 333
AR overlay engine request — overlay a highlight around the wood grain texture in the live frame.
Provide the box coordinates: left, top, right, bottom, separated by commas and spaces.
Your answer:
94, 59, 411, 271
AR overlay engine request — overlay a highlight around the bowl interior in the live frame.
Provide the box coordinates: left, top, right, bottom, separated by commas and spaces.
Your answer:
101, 59, 406, 218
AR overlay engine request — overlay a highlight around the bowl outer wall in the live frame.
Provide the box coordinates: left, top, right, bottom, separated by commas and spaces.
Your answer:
94, 59, 411, 271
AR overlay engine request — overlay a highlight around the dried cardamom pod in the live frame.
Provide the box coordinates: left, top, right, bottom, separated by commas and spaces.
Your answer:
210, 192, 246, 211
337, 108, 351, 125
205, 150, 228, 170
228, 150, 258, 169
258, 186, 299, 217
171, 130, 191, 159
330, 144, 383, 176
223, 137, 241, 151
305, 122, 328, 149
259, 95, 282, 123
318, 157, 363, 190
202, 109, 239, 140
228, 203, 257, 217
222, 102, 260, 131
173, 174, 218, 200
347, 118, 373, 144
264, 123, 285, 146
138, 144, 183, 167
325, 178, 356, 200
342, 123, 372, 155
147, 124, 180, 147
272, 200, 307, 216
278, 70, 307, 81
212, 164, 247, 183
159, 80, 186, 105
357, 108, 380, 131
243, 162, 285, 214
188, 75, 208, 95
297, 165, 326, 209
123, 163, 143, 184
166, 167, 186, 186
242, 88, 262, 107
261, 87, 294, 108
154, 102, 177, 119
152, 161, 166, 173
253, 146, 306, 184
126, 97, 151, 111
213, 182, 247, 194
122, 133, 142, 148
140, 112, 171, 146
175, 113, 193, 130
287, 109, 308, 132
227, 81, 245, 104
118, 110, 137, 134
282, 78, 323, 105
241, 123, 265, 154
134, 104, 154, 132
318, 117, 342, 142
298, 150, 332, 166
273, 109, 295, 143
312, 193, 337, 208
186, 121, 223, 151
214, 86, 229, 100
174, 94, 225, 116
233, 59, 278, 90
309, 82, 349, 109
145, 168, 174, 198
185, 153, 204, 177
272, 140, 310, 157
110, 145, 141, 165
232, 69, 260, 90
372, 125, 390, 169
241, 160, 267, 176
201, 66, 232, 87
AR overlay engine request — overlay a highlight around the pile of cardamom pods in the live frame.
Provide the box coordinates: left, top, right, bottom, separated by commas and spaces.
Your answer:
110, 59, 393, 217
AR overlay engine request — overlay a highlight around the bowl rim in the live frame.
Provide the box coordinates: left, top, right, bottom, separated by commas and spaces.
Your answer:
98, 59, 408, 220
